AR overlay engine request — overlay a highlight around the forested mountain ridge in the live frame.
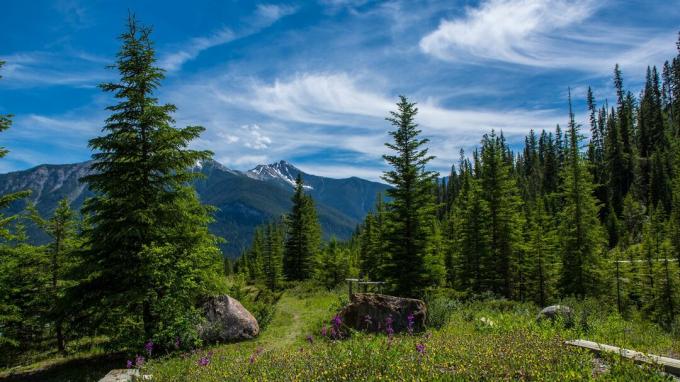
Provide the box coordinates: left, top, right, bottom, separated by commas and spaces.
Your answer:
0, 158, 389, 256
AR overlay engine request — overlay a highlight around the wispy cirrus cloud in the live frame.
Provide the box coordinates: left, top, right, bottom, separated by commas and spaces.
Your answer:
166, 71, 566, 180
159, 3, 297, 72
419, 0, 677, 73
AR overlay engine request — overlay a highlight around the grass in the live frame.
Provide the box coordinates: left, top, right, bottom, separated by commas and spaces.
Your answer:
4, 288, 680, 381
143, 291, 680, 381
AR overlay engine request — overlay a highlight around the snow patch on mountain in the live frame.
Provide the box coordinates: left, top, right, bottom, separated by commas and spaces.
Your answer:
247, 160, 313, 189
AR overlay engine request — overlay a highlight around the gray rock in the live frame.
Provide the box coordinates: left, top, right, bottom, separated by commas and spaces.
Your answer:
198, 295, 259, 343
99, 369, 140, 382
537, 305, 573, 324
339, 293, 427, 333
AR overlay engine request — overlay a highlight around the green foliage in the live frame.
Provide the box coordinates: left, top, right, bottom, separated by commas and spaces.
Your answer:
381, 96, 438, 297
314, 238, 352, 289
283, 174, 322, 281
558, 94, 606, 297
75, 16, 223, 349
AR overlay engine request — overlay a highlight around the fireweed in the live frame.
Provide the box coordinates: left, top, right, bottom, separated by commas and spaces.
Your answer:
385, 315, 394, 337
407, 313, 415, 335
144, 340, 154, 357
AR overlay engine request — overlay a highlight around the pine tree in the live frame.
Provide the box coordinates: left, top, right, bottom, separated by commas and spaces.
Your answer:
283, 174, 321, 281
450, 159, 489, 293
316, 238, 352, 289
77, 16, 222, 347
29, 199, 80, 353
262, 221, 284, 290
381, 96, 438, 297
525, 198, 558, 306
479, 131, 524, 298
558, 91, 605, 297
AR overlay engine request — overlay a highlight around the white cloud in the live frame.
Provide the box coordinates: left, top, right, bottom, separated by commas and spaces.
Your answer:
419, 0, 677, 72
159, 28, 236, 72
159, 4, 297, 72
255, 4, 297, 24
241, 124, 272, 149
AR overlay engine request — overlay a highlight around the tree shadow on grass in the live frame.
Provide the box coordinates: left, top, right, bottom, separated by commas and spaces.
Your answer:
0, 353, 125, 382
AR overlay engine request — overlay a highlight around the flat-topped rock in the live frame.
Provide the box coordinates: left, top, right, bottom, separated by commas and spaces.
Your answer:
339, 293, 427, 333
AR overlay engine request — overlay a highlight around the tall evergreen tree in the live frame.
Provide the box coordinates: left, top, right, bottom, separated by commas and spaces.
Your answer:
262, 221, 284, 290
77, 16, 222, 347
558, 92, 605, 297
479, 131, 524, 298
381, 96, 438, 297
283, 174, 321, 281
29, 199, 80, 354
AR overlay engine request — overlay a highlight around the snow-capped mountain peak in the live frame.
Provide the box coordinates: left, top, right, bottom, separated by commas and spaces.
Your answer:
247, 160, 313, 189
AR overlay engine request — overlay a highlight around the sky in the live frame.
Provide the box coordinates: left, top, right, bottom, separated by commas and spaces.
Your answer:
1, 0, 679, 181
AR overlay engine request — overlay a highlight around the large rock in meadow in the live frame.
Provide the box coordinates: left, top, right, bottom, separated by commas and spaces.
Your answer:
339, 293, 427, 333
198, 295, 259, 343
536, 305, 573, 325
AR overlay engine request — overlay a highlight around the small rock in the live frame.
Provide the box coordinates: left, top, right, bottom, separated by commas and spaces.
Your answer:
99, 369, 140, 382
198, 295, 259, 343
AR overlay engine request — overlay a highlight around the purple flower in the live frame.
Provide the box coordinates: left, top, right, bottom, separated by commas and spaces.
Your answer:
416, 342, 426, 355
249, 354, 256, 364
144, 340, 154, 356
135, 354, 145, 367
385, 315, 394, 337
331, 315, 343, 339
198, 356, 210, 367
407, 313, 415, 334
321, 325, 327, 337
126, 359, 133, 369
306, 334, 314, 344
174, 337, 181, 349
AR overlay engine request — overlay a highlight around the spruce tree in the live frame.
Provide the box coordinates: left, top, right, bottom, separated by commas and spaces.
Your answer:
78, 16, 222, 347
558, 92, 605, 297
381, 96, 438, 297
479, 131, 524, 298
283, 174, 321, 281
29, 199, 80, 353
262, 221, 284, 290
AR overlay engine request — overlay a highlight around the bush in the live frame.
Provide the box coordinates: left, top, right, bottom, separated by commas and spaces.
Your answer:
423, 293, 459, 329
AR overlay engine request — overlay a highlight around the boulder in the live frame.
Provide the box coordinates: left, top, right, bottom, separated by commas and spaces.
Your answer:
537, 305, 573, 325
198, 295, 259, 343
339, 293, 427, 333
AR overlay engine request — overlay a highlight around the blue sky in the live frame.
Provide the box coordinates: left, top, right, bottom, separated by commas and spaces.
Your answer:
1, 0, 678, 180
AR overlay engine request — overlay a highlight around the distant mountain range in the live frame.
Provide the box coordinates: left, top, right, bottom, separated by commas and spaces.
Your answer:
0, 160, 389, 257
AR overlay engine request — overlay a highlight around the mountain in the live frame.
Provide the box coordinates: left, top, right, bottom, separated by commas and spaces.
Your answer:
0, 159, 389, 257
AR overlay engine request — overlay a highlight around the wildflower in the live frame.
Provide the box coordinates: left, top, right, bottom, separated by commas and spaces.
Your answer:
321, 325, 327, 337
331, 315, 343, 339
144, 340, 154, 356
135, 354, 145, 367
198, 356, 210, 367
249, 354, 256, 364
306, 334, 314, 344
126, 359, 133, 369
416, 342, 426, 355
174, 337, 181, 349
407, 313, 415, 334
385, 315, 394, 337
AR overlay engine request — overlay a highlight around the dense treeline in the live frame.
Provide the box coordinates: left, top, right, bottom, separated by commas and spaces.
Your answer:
238, 34, 680, 331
